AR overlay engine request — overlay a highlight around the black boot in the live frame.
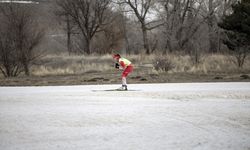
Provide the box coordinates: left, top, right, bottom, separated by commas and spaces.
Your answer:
122, 85, 128, 90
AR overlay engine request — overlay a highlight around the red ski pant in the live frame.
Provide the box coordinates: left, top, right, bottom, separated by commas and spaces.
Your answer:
122, 65, 133, 78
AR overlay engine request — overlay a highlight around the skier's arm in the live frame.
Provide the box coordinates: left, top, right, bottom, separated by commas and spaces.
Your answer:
120, 61, 126, 68
115, 62, 125, 70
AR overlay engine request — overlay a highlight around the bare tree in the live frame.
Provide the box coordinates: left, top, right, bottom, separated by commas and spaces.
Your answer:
159, 0, 237, 54
54, 1, 78, 55
0, 24, 21, 77
117, 4, 131, 55
160, 0, 204, 53
0, 3, 44, 76
56, 0, 112, 54
117, 0, 163, 55
200, 0, 237, 53
91, 11, 126, 54
64, 14, 75, 55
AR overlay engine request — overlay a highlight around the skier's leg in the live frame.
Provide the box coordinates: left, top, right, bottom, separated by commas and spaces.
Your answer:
122, 66, 133, 78
122, 77, 127, 85
121, 66, 133, 90
122, 77, 127, 90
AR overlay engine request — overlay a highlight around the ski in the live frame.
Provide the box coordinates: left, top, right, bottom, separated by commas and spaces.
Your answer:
92, 89, 139, 92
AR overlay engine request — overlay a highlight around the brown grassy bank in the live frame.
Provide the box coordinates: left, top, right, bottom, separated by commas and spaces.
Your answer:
0, 54, 249, 86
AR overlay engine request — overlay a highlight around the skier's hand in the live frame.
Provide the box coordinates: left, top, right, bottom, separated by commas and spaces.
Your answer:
115, 63, 120, 69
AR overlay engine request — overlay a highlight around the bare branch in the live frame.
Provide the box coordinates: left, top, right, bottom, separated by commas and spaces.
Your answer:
146, 22, 164, 30
56, 0, 112, 54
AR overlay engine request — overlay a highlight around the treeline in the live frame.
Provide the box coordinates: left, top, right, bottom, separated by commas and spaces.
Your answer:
0, 3, 44, 77
0, 0, 250, 77
54, 0, 246, 55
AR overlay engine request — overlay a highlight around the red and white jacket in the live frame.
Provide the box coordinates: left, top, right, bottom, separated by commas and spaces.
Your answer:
118, 58, 132, 69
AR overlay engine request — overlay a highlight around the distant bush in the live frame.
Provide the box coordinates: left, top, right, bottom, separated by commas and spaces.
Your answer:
153, 56, 174, 72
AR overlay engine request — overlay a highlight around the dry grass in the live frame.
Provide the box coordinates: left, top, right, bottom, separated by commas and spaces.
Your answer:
31, 53, 250, 76
147, 54, 250, 74
1, 53, 249, 86
32, 54, 113, 76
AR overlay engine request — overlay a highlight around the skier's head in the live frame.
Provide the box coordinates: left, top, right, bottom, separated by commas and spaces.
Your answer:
112, 54, 121, 60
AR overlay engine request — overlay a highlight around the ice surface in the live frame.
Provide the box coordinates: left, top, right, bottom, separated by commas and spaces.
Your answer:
0, 82, 250, 150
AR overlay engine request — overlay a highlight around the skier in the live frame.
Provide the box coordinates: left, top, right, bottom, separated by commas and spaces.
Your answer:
113, 54, 133, 90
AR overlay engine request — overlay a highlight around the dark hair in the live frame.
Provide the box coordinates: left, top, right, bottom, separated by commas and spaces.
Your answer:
113, 54, 121, 58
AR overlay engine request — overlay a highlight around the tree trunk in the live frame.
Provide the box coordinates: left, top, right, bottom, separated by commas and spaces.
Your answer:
85, 38, 91, 55
24, 65, 30, 76
208, 0, 217, 53
125, 35, 130, 55
23, 61, 30, 76
22, 58, 30, 76
0, 67, 7, 77
208, 31, 217, 53
66, 15, 72, 55
165, 39, 173, 54
142, 25, 150, 55
121, 13, 130, 55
